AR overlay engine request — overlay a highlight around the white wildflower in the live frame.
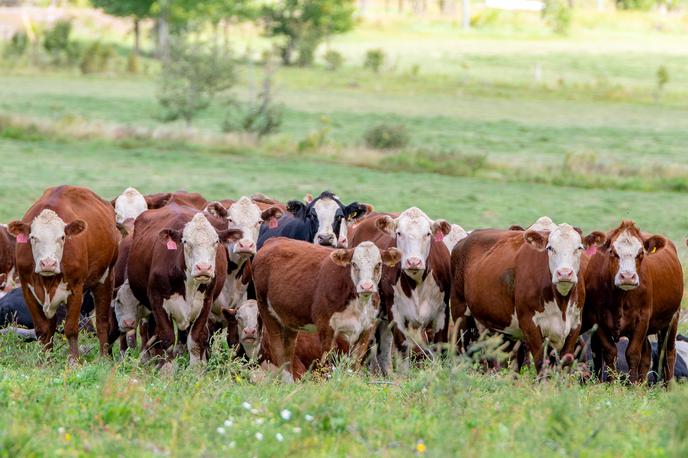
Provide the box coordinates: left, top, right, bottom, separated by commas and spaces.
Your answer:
305, 414, 314, 422
276, 433, 284, 442
255, 432, 264, 441
280, 409, 292, 421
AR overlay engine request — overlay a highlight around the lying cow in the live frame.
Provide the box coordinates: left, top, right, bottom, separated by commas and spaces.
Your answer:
127, 204, 241, 367
0, 224, 17, 298
583, 220, 683, 384
252, 238, 401, 382
257, 191, 371, 249
349, 207, 452, 375
451, 223, 605, 374
8, 185, 120, 361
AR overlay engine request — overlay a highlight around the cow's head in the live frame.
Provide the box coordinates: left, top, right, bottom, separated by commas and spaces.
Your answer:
159, 213, 242, 283
207, 197, 283, 260
528, 216, 557, 232
113, 281, 139, 332
231, 299, 262, 360
9, 210, 86, 276
376, 207, 450, 279
525, 223, 606, 296
287, 192, 371, 248
603, 220, 666, 291
331, 241, 401, 299
442, 224, 469, 253
112, 187, 147, 228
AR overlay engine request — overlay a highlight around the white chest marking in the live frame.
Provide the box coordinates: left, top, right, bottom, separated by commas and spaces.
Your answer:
28, 281, 71, 319
162, 280, 207, 331
532, 299, 580, 352
392, 274, 445, 340
329, 296, 377, 347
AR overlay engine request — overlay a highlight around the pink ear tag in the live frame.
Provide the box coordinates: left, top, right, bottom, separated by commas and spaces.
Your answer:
434, 230, 444, 242
585, 246, 597, 256
166, 239, 177, 250
16, 233, 28, 244
268, 217, 278, 229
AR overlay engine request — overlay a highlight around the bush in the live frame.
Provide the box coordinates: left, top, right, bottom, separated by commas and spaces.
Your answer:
43, 20, 80, 64
363, 123, 409, 150
298, 116, 332, 152
363, 48, 385, 73
323, 49, 344, 71
126, 53, 139, 74
542, 0, 572, 35
4, 32, 28, 58
79, 42, 114, 74
615, 0, 656, 10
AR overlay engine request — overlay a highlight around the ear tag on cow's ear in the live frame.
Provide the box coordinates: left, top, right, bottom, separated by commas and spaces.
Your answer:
434, 230, 444, 242
585, 246, 597, 256
268, 217, 278, 229
16, 233, 28, 244
166, 239, 177, 250
650, 246, 657, 254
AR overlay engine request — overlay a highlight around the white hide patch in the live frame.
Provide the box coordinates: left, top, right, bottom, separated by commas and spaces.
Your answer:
532, 299, 580, 352
500, 311, 524, 339
350, 242, 384, 293
227, 197, 262, 256
98, 267, 110, 284
114, 187, 147, 224
182, 213, 220, 279
30, 209, 67, 274
312, 198, 340, 245
442, 224, 468, 253
27, 281, 71, 319
612, 230, 643, 289
529, 216, 556, 232
329, 296, 378, 347
545, 223, 584, 292
266, 298, 284, 327
393, 207, 436, 274
162, 286, 206, 331
392, 274, 445, 343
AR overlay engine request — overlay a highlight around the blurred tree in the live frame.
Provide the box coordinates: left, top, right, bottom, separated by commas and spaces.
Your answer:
91, 0, 154, 55
262, 0, 356, 67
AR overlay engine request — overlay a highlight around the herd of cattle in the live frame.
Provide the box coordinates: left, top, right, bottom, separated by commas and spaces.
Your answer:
0, 185, 686, 384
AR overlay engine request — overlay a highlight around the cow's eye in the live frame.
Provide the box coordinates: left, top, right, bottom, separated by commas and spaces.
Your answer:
578, 245, 584, 251
426, 232, 432, 237
546, 246, 553, 252
257, 220, 263, 226
396, 231, 402, 238
352, 263, 359, 270
60, 235, 65, 241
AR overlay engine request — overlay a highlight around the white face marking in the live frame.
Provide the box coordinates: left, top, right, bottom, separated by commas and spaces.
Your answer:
113, 281, 141, 332
532, 299, 580, 352
393, 207, 435, 275
612, 230, 643, 290
391, 274, 445, 346
236, 299, 261, 360
329, 295, 378, 347
312, 198, 341, 246
349, 242, 384, 295
27, 281, 70, 319
182, 213, 220, 280
226, 197, 262, 259
529, 216, 556, 232
442, 224, 468, 253
29, 210, 67, 275
545, 224, 584, 294
114, 187, 147, 224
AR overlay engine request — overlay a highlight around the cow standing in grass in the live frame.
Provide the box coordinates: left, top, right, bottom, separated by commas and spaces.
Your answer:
8, 185, 120, 361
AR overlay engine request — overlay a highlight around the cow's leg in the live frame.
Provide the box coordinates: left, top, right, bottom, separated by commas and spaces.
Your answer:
107, 305, 121, 357
517, 312, 546, 376
92, 274, 115, 357
261, 310, 292, 382
639, 338, 652, 384
626, 318, 649, 384
377, 320, 394, 376
64, 285, 84, 363
20, 284, 56, 351
559, 318, 583, 366
658, 316, 678, 385
592, 329, 617, 382
352, 327, 376, 371
187, 295, 212, 367
149, 296, 175, 368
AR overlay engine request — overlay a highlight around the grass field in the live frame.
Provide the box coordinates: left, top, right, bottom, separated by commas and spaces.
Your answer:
2, 9, 688, 457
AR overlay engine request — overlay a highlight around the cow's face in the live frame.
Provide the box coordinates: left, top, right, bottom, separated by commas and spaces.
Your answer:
311, 197, 341, 247
331, 241, 401, 298
9, 210, 86, 276
228, 197, 282, 258
113, 187, 147, 225
236, 299, 261, 358
606, 222, 665, 291
160, 213, 242, 283
113, 281, 138, 332
525, 224, 606, 296
377, 208, 450, 278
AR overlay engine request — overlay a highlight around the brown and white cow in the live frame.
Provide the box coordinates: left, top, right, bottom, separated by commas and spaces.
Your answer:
8, 185, 120, 361
0, 224, 18, 298
252, 238, 401, 382
442, 223, 469, 253
349, 207, 452, 375
127, 204, 241, 368
451, 224, 605, 374
583, 220, 683, 384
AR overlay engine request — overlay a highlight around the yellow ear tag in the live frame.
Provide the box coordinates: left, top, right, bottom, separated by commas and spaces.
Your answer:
650, 247, 657, 254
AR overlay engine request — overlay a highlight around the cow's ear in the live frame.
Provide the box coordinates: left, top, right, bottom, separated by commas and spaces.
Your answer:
287, 200, 306, 216
159, 228, 182, 246
343, 202, 370, 221
117, 218, 136, 238
218, 228, 243, 243
573, 226, 584, 237
330, 249, 354, 266
110, 198, 117, 209
205, 201, 228, 219
509, 225, 525, 231
583, 231, 606, 249
304, 193, 314, 204
145, 192, 172, 209
65, 220, 87, 237
431, 219, 452, 237
524, 230, 548, 251
7, 221, 30, 238
376, 215, 395, 235
644, 235, 666, 254
261, 206, 283, 222
222, 307, 237, 322
382, 247, 402, 267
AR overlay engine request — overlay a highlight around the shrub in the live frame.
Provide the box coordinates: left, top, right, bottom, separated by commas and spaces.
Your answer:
323, 49, 344, 71
4, 32, 28, 57
363, 123, 409, 149
126, 53, 139, 74
79, 42, 114, 74
363, 48, 385, 73
298, 116, 332, 152
615, 0, 656, 10
542, 0, 572, 35
43, 20, 80, 64
655, 65, 669, 101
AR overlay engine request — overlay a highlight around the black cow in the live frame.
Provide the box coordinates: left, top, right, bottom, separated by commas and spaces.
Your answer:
0, 287, 96, 340
257, 191, 370, 250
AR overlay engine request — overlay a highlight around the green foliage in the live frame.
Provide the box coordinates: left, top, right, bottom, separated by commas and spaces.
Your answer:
363, 48, 385, 73
262, 0, 356, 66
157, 37, 235, 125
542, 0, 572, 35
363, 123, 409, 149
323, 49, 344, 70
3, 32, 29, 58
90, 0, 154, 18
615, 0, 657, 10
79, 42, 115, 74
43, 20, 80, 65
222, 65, 282, 137
298, 115, 332, 151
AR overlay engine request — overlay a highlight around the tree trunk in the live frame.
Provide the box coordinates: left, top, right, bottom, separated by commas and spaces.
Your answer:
462, 0, 470, 29
157, 0, 171, 61
133, 18, 140, 56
